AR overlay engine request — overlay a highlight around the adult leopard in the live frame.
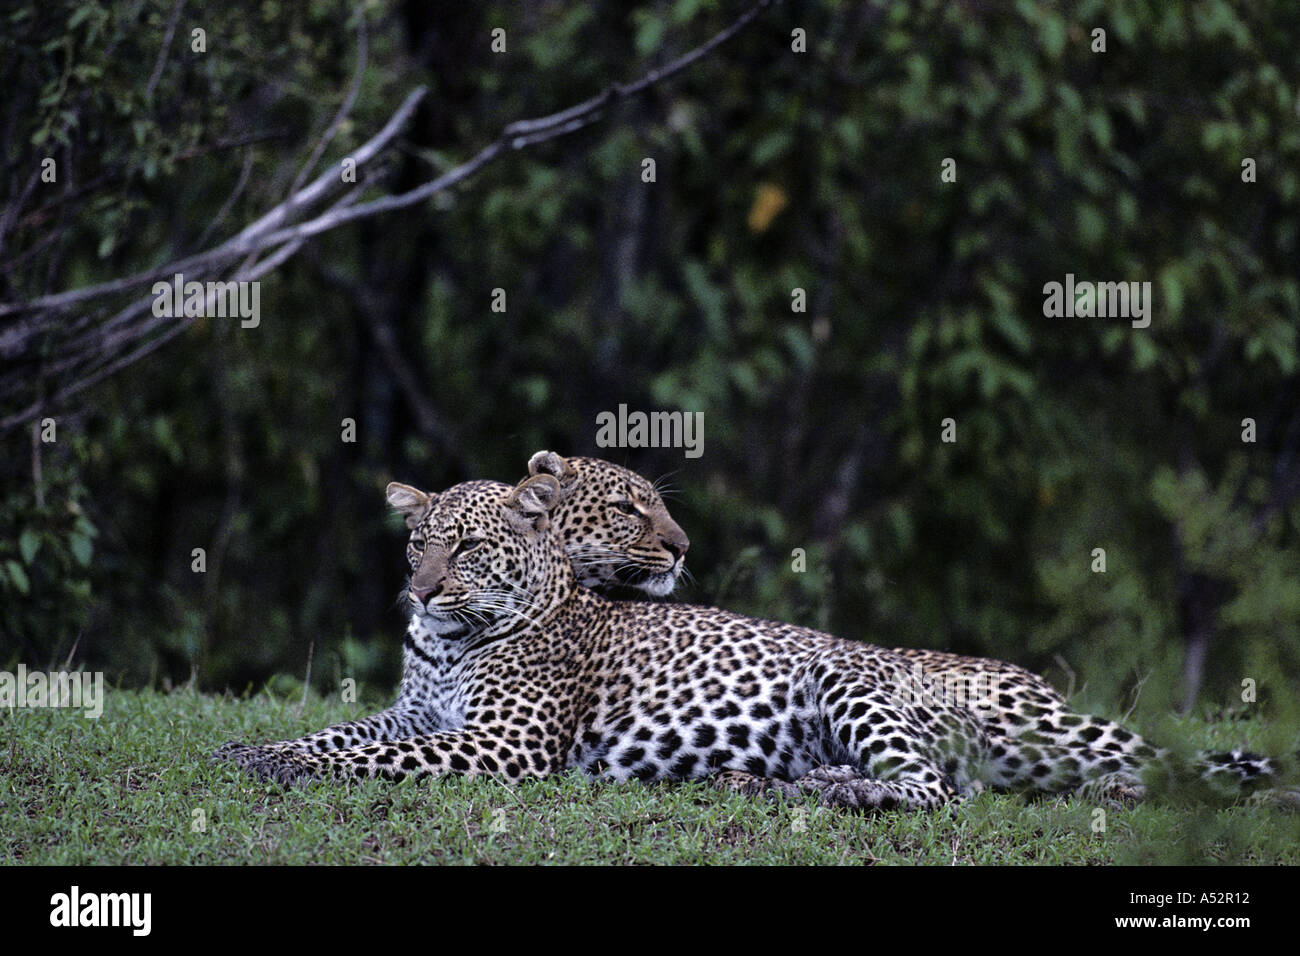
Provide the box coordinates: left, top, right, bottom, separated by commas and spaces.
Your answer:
214, 453, 686, 755
215, 473, 1292, 808
525, 450, 688, 597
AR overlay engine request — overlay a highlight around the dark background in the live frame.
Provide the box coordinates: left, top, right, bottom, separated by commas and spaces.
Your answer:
2, 0, 1298, 730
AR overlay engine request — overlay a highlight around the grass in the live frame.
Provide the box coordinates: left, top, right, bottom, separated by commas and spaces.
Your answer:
3, 687, 1300, 865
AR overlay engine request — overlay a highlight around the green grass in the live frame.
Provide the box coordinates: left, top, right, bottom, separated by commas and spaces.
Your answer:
3, 688, 1300, 865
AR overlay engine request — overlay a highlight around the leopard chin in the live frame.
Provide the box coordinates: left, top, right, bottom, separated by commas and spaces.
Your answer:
634, 568, 680, 598
410, 608, 473, 638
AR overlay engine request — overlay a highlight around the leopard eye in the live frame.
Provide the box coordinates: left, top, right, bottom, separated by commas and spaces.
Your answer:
611, 500, 637, 516
410, 537, 426, 553
452, 537, 483, 559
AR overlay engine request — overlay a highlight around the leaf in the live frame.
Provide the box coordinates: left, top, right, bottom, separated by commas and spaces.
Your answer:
747, 183, 788, 233
1159, 265, 1185, 317
70, 535, 93, 567
681, 260, 727, 340
781, 324, 816, 370
20, 530, 40, 565
5, 560, 30, 595
1131, 333, 1159, 371
1040, 15, 1067, 58
987, 309, 1032, 355
751, 131, 792, 167
634, 16, 665, 56
1076, 204, 1106, 249
671, 0, 703, 24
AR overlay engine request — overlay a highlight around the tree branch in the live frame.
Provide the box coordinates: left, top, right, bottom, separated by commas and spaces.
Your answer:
0, 0, 779, 432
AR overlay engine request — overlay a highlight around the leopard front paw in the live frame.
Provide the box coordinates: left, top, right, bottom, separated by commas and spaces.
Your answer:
215, 741, 321, 785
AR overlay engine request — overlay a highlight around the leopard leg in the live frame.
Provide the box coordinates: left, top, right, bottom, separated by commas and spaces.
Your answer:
216, 726, 562, 786
978, 705, 1158, 807
211, 702, 440, 768
815, 672, 981, 810
284, 704, 436, 752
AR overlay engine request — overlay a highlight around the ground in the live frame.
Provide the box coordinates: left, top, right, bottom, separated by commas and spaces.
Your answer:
4, 687, 1299, 865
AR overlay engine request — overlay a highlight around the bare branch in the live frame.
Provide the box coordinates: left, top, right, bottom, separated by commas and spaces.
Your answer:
0, 0, 779, 432
0, 233, 312, 431
134, 0, 779, 274
0, 86, 427, 320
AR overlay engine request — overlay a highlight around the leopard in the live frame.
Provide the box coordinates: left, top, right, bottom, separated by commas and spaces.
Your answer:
214, 451, 689, 756
524, 450, 689, 598
214, 471, 1295, 810
537, 453, 1278, 798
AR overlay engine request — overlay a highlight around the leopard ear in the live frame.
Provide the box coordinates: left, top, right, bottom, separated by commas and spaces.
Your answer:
503, 473, 562, 533
527, 450, 578, 487
386, 482, 434, 530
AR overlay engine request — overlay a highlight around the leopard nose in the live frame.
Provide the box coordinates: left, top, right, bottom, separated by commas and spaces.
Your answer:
660, 533, 689, 560
410, 585, 439, 605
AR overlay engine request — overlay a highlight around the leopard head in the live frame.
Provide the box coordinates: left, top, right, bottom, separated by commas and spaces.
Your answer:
526, 450, 689, 598
385, 476, 572, 640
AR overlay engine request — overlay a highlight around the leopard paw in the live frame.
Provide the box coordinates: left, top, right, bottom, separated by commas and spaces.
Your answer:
215, 742, 320, 785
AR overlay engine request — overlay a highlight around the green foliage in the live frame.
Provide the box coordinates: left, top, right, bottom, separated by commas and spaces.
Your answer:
0, 436, 97, 666
0, 0, 1297, 731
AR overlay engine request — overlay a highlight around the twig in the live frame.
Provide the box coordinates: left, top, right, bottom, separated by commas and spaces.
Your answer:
1052, 653, 1077, 700
0, 164, 42, 257
145, 0, 187, 102
1123, 671, 1150, 724
194, 148, 255, 251
31, 417, 44, 508
288, 12, 367, 200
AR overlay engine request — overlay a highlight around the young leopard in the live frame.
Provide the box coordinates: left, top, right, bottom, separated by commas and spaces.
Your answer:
214, 452, 688, 757
215, 473, 1291, 808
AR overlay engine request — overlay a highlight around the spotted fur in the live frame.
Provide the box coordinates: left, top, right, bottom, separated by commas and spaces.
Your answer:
213, 454, 685, 755
526, 450, 689, 597
215, 471, 1295, 810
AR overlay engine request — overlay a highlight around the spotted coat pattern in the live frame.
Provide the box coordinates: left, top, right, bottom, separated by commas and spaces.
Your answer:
216, 470, 1295, 810
215, 454, 688, 758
